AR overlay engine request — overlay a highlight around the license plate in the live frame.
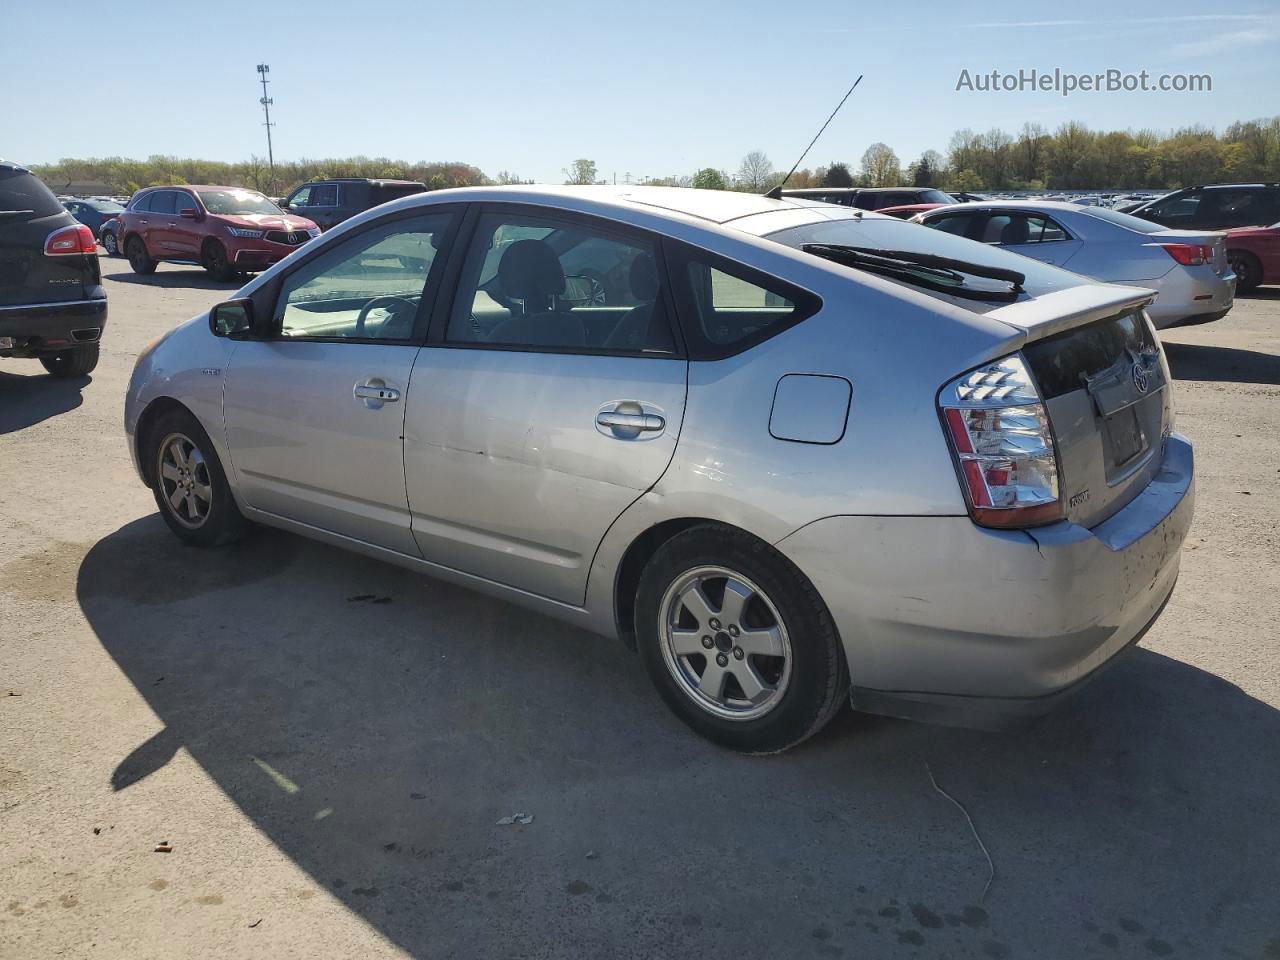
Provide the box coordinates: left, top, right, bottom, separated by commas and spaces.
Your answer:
1106, 407, 1146, 467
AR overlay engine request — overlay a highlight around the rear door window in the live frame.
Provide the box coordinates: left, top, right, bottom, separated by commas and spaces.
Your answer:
311, 184, 339, 207
149, 191, 177, 215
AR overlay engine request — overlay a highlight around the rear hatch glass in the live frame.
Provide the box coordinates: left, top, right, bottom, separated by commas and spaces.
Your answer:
1023, 308, 1171, 527
767, 215, 1085, 307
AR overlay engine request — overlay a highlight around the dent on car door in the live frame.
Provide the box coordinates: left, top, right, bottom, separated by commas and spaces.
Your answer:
403, 207, 688, 605
221, 209, 458, 554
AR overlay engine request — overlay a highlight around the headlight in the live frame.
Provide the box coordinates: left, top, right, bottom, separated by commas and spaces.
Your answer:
226, 227, 264, 239
306, 227, 321, 239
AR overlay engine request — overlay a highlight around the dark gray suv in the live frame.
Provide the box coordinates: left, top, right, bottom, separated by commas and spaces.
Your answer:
280, 178, 427, 231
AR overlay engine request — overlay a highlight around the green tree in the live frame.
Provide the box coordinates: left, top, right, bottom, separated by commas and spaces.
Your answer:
820, 162, 853, 187
859, 143, 900, 186
692, 167, 728, 190
563, 159, 598, 185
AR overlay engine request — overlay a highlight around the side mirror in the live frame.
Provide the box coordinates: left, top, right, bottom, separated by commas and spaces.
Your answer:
179, 207, 200, 220
209, 298, 256, 338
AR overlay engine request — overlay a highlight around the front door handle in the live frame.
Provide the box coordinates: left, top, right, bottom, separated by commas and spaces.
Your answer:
354, 380, 400, 408
596, 411, 663, 432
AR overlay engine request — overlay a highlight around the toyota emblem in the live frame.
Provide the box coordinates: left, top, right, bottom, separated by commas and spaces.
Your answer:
1132, 361, 1150, 394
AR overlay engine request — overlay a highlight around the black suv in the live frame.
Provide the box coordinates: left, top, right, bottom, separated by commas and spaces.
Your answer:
1131, 183, 1280, 230
0, 161, 106, 376
280, 178, 427, 231
778, 187, 956, 209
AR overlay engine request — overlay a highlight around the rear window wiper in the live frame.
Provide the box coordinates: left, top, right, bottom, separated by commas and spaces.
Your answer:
801, 243, 1026, 303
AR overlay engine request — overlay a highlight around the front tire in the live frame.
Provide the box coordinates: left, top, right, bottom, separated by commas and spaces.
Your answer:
147, 408, 249, 547
126, 236, 156, 274
101, 230, 120, 257
40, 342, 99, 377
635, 525, 848, 753
1228, 250, 1262, 294
202, 240, 235, 282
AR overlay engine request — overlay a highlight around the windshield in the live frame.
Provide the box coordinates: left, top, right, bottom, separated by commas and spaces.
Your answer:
1080, 206, 1169, 234
198, 189, 281, 216
766, 216, 1081, 296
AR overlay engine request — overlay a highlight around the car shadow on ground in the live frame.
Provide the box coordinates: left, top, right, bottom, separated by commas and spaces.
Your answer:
77, 517, 1280, 960
1163, 341, 1280, 385
105, 268, 243, 292
0, 368, 89, 434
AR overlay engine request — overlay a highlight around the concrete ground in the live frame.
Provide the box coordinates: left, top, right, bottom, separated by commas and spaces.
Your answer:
2, 255, 1278, 960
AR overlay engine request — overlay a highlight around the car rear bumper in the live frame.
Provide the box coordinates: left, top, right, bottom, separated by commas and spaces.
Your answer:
1145, 267, 1235, 329
0, 297, 108, 354
776, 433, 1195, 728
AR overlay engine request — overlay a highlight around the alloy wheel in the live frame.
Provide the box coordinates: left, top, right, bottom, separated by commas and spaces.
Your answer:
157, 432, 213, 529
658, 566, 793, 721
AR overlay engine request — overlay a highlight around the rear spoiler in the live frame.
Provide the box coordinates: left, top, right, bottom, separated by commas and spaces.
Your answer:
986, 283, 1157, 345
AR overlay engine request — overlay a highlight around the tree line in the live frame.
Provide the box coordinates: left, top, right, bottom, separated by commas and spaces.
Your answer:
599, 116, 1280, 193
31, 115, 1280, 198
30, 155, 491, 196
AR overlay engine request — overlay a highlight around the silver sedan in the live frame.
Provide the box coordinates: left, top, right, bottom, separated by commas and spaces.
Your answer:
914, 200, 1235, 329
126, 186, 1194, 752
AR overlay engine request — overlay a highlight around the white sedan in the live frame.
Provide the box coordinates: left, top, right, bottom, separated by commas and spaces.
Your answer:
915, 201, 1236, 328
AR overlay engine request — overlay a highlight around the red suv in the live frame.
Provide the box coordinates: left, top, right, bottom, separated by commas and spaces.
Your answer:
119, 185, 319, 281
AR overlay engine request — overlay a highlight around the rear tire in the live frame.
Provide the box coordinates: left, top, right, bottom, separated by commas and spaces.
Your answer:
202, 240, 235, 282
635, 524, 849, 753
1228, 250, 1262, 294
126, 236, 156, 274
40, 342, 99, 377
146, 408, 249, 547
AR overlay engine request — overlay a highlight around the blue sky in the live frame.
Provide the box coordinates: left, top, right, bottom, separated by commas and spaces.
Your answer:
3, 0, 1276, 183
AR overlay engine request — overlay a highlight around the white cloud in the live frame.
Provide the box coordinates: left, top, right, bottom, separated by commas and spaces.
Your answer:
1170, 29, 1271, 56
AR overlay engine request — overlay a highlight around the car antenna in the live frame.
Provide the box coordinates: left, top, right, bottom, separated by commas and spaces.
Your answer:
765, 75, 863, 200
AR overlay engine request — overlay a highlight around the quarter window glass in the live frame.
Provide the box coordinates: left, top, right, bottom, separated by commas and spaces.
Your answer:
927, 215, 974, 237
311, 184, 338, 206
684, 260, 799, 348
274, 213, 451, 340
447, 213, 674, 353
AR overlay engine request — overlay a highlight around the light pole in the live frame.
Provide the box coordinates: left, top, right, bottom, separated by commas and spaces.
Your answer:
256, 63, 275, 194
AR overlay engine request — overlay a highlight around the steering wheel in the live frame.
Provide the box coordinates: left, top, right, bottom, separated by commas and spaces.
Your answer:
355, 295, 418, 338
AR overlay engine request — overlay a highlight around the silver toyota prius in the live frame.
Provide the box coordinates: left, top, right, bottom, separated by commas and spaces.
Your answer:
125, 186, 1195, 752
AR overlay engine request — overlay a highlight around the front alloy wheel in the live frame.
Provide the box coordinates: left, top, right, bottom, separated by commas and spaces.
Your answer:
157, 432, 212, 529
660, 566, 792, 721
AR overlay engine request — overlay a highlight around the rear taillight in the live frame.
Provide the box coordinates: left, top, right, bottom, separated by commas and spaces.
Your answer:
939, 353, 1063, 528
45, 224, 97, 256
1160, 243, 1212, 266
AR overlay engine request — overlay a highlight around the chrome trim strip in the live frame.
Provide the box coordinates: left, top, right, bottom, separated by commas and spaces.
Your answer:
0, 298, 108, 313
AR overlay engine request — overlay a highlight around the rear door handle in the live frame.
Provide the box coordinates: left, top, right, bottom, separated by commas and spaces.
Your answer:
596, 411, 664, 431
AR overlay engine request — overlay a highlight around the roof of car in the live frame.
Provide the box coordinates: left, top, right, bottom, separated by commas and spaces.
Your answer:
138, 185, 266, 193
307, 178, 425, 186
415, 184, 836, 226
923, 199, 1091, 214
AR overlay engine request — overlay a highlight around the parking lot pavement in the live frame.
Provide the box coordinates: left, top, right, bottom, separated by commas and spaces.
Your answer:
2, 255, 1279, 960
